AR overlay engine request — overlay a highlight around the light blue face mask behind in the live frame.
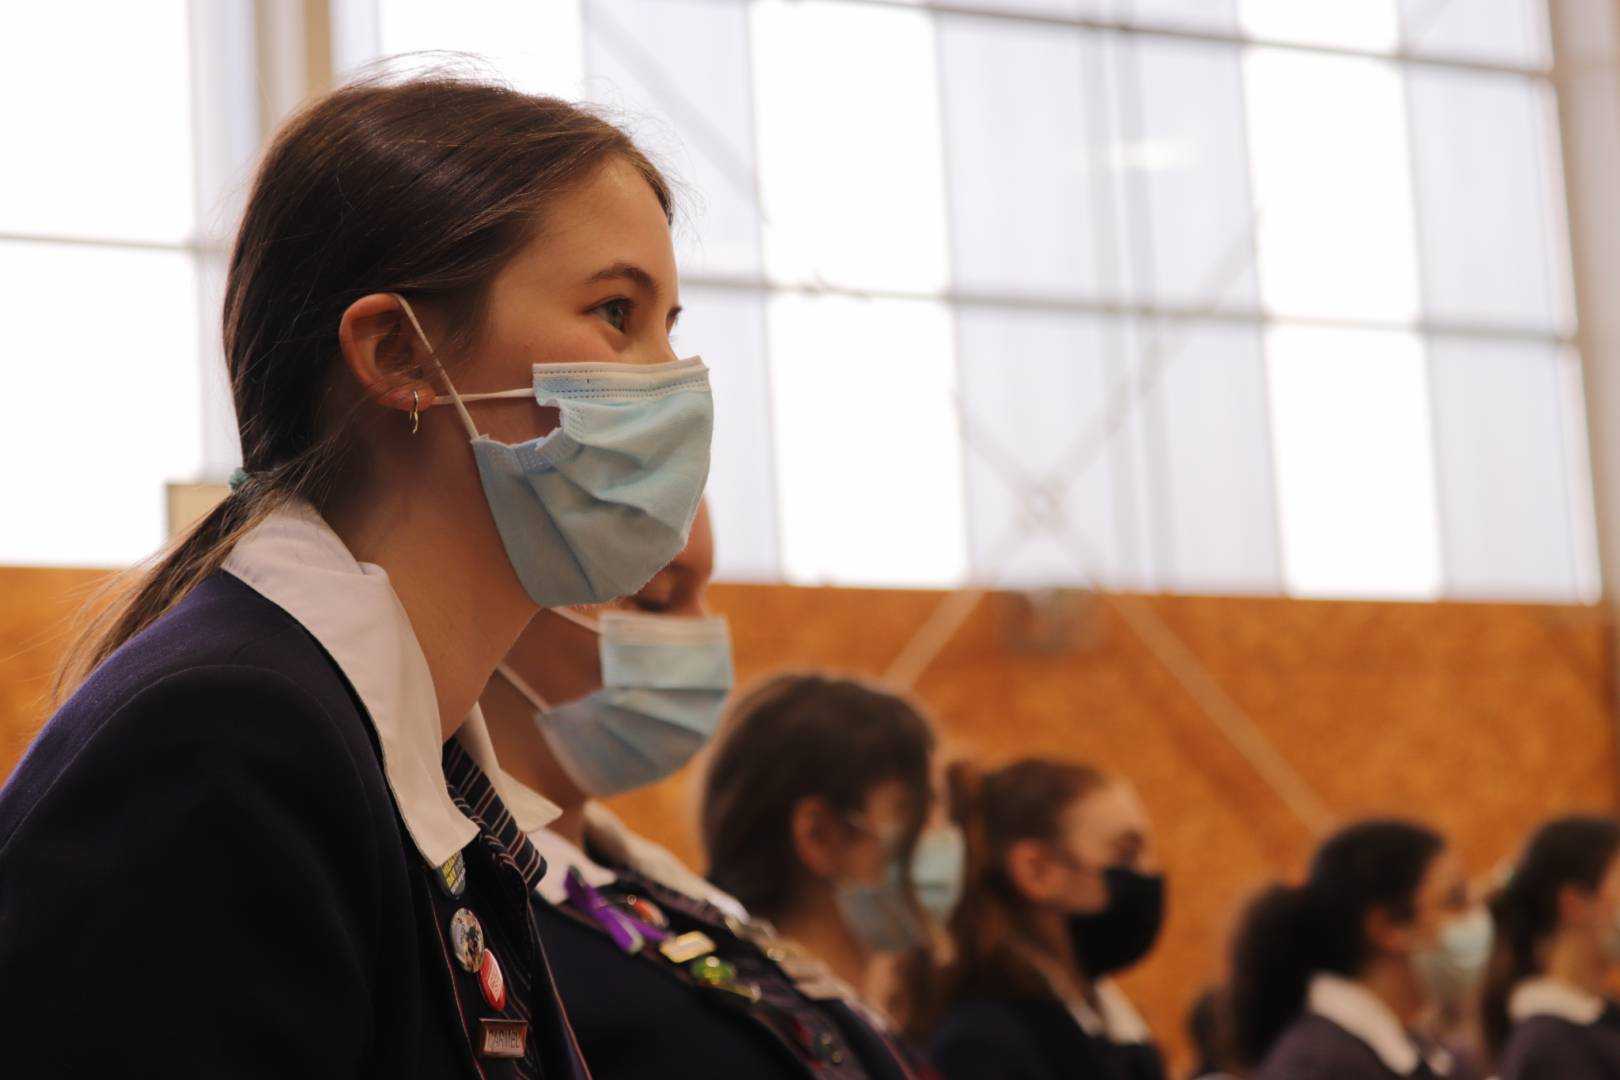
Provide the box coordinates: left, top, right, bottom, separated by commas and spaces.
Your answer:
497, 609, 733, 798
397, 295, 712, 609
912, 824, 967, 919
835, 823, 965, 953
836, 869, 929, 954
1415, 907, 1494, 1004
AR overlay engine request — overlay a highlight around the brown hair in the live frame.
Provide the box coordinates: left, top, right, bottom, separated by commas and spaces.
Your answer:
1229, 819, 1444, 1067
55, 69, 671, 701
700, 672, 937, 919
1481, 816, 1620, 1062
935, 757, 1107, 1011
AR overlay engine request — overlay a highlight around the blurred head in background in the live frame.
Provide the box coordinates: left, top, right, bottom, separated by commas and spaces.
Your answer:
943, 757, 1163, 999
701, 673, 942, 986
1481, 815, 1620, 1060
1229, 818, 1475, 1070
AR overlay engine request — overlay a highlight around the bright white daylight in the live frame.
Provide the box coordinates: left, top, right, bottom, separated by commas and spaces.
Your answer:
0, 0, 1595, 604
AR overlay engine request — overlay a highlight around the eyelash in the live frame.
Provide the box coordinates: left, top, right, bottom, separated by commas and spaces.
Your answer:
593, 297, 633, 333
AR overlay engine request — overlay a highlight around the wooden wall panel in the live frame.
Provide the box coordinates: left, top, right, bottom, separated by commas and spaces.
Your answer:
0, 567, 113, 770
4, 570, 1616, 1071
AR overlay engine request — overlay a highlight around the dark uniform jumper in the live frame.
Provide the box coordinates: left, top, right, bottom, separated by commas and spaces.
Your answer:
1498, 977, 1620, 1080
0, 504, 587, 1078
525, 800, 929, 1079
1256, 974, 1468, 1080
931, 949, 1165, 1080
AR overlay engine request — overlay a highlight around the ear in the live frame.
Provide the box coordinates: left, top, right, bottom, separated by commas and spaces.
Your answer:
337, 292, 439, 414
1004, 838, 1066, 905
790, 795, 847, 881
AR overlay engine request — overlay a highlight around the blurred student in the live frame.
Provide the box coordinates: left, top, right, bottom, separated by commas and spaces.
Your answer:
484, 503, 931, 1077
1186, 986, 1247, 1080
1483, 816, 1620, 1079
1231, 819, 1489, 1079
702, 672, 961, 1074
930, 758, 1168, 1080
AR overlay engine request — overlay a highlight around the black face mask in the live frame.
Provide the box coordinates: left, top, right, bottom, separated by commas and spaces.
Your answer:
1069, 866, 1166, 978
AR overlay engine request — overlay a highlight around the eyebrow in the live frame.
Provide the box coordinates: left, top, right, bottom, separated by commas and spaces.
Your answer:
585, 261, 683, 327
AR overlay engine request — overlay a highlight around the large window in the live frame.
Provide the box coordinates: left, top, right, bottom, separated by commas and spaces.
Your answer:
339, 0, 1592, 601
8, 0, 1592, 605
0, 0, 255, 566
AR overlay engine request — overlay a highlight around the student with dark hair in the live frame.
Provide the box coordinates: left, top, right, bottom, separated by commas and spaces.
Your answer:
0, 70, 708, 1075
482, 506, 928, 1078
930, 757, 1168, 1080
1231, 819, 1487, 1079
1484, 815, 1620, 1078
1187, 986, 1247, 1080
700, 672, 955, 1072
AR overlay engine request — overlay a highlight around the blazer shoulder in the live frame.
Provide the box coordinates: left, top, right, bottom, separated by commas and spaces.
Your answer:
932, 997, 1061, 1080
0, 572, 377, 857
1258, 1016, 1388, 1080
1500, 1015, 1604, 1079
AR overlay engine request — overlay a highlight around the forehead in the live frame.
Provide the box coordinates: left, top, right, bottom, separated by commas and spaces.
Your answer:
862, 776, 924, 826
1415, 847, 1465, 907
1066, 780, 1147, 839
533, 158, 674, 271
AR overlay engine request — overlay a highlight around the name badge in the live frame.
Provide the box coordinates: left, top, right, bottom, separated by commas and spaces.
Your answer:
478, 1018, 528, 1059
658, 930, 717, 964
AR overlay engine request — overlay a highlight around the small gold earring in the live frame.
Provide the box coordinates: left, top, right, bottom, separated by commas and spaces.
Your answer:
410, 388, 420, 435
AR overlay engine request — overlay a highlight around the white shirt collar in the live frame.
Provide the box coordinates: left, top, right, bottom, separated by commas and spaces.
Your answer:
1510, 977, 1607, 1026
529, 824, 616, 904
1091, 980, 1154, 1045
1307, 973, 1427, 1076
222, 499, 559, 869
518, 793, 748, 920
581, 801, 750, 921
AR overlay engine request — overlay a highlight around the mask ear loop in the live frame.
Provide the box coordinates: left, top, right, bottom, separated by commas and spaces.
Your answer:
550, 607, 602, 634
390, 293, 482, 441
495, 662, 554, 714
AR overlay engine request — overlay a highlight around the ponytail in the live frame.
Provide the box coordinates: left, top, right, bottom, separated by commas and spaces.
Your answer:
1480, 816, 1620, 1062
1230, 884, 1318, 1065
53, 479, 277, 704
1230, 819, 1444, 1068
53, 454, 328, 705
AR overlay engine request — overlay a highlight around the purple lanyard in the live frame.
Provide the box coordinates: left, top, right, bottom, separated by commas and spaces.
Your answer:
563, 866, 669, 955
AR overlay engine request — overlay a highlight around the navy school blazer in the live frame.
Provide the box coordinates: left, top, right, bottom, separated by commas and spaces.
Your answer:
0, 570, 587, 1078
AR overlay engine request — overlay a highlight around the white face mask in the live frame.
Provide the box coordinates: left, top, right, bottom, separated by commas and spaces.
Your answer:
1414, 907, 1494, 1003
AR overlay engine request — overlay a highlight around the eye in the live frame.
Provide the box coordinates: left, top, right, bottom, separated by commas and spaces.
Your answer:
592, 297, 633, 333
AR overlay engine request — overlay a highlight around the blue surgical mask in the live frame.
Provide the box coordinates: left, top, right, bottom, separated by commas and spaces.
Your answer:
834, 817, 953, 952
496, 609, 733, 797
396, 295, 712, 608
912, 825, 966, 920
1415, 907, 1494, 1003
836, 867, 929, 954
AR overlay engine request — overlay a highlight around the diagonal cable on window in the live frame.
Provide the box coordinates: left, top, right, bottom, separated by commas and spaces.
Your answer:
589, 0, 1333, 833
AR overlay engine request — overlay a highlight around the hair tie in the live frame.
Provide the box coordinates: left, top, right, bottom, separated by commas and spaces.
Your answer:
228, 468, 252, 493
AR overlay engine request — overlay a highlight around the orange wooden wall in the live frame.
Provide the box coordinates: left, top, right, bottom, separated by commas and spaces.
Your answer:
5, 569, 1617, 1070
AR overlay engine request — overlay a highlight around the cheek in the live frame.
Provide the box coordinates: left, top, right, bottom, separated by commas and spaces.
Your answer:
849, 843, 891, 885
1073, 871, 1110, 913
